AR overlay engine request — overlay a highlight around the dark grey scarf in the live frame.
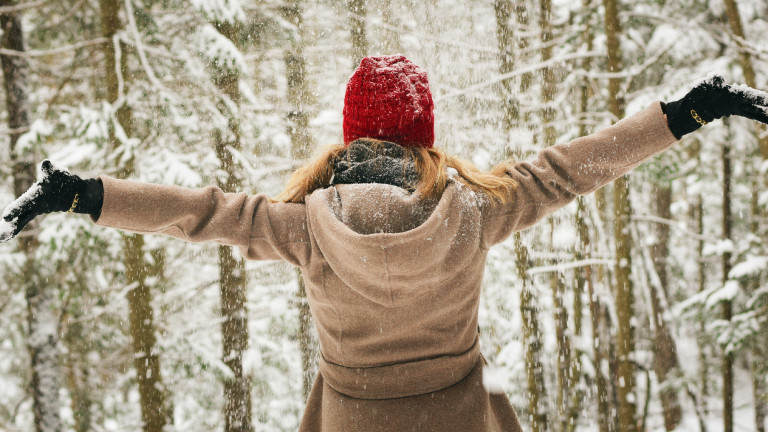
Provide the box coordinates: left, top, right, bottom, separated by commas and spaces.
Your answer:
332, 139, 419, 191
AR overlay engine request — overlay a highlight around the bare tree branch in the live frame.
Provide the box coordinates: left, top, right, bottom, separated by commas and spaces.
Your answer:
0, 37, 107, 57
40, 0, 86, 30
0, 0, 47, 14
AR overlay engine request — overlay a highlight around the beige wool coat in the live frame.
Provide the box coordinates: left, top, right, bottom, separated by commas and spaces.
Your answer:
93, 102, 678, 431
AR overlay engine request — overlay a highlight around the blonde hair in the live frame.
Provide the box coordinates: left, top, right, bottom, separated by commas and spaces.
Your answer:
273, 140, 518, 204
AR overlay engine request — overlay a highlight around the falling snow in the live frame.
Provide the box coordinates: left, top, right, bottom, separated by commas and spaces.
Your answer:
0, 1, 767, 431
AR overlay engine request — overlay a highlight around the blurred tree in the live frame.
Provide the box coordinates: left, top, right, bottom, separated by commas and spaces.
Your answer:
206, 15, 254, 432
722, 0, 768, 161
690, 138, 710, 420
379, 0, 402, 55
648, 182, 683, 431
62, 279, 92, 432
280, 0, 318, 401
600, 0, 638, 431
573, 1, 616, 430
720, 135, 734, 432
536, 2, 578, 430
0, 3, 62, 431
98, 1, 171, 431
721, 3, 768, 430
494, 2, 549, 432
346, 0, 367, 67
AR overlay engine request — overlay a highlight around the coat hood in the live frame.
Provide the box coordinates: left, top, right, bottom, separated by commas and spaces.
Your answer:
305, 181, 484, 307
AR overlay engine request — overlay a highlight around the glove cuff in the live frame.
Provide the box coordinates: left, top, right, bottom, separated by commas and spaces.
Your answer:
663, 99, 703, 139
72, 178, 104, 219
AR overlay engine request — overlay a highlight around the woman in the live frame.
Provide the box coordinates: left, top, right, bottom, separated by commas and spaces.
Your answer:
2, 55, 768, 431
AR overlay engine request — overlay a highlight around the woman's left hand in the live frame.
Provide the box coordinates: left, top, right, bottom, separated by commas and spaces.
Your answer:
664, 75, 768, 139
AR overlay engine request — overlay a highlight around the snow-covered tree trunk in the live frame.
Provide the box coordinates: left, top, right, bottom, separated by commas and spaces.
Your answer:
601, 0, 638, 431
517, 239, 550, 432
649, 185, 683, 431
283, 1, 314, 162
684, 138, 711, 420
537, 0, 555, 148
750, 350, 768, 432
281, 0, 318, 402
721, 3, 768, 428
98, 1, 170, 431
346, 0, 367, 67
537, 3, 575, 430
63, 291, 92, 432
722, 0, 768, 161
720, 138, 734, 432
575, 3, 615, 430
494, 2, 549, 431
378, 0, 402, 55
124, 235, 170, 432
205, 16, 254, 432
0, 5, 62, 432
494, 0, 518, 140
24, 278, 62, 432
574, 5, 608, 430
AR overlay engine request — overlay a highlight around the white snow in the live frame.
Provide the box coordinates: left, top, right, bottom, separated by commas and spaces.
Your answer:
15, 119, 53, 154
1, 3, 767, 432
0, 218, 16, 243
482, 365, 508, 394
702, 238, 735, 256
729, 256, 768, 279
731, 82, 768, 105
688, 72, 725, 89
550, 221, 577, 249
706, 280, 740, 309
47, 142, 99, 169
199, 24, 247, 73
0, 182, 43, 242
2, 182, 41, 220
191, 0, 245, 23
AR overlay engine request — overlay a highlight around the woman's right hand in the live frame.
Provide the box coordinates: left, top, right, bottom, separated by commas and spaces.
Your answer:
0, 160, 102, 244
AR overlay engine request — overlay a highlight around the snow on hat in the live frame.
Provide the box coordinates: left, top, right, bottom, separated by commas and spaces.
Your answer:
343, 55, 435, 148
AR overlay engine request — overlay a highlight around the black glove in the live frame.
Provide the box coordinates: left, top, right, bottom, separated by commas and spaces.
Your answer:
0, 160, 103, 244
663, 75, 768, 139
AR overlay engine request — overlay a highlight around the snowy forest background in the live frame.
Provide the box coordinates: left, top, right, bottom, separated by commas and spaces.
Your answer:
0, 0, 767, 431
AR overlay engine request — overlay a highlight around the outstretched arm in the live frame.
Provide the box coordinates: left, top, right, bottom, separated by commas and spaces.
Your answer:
481, 101, 677, 246
1, 163, 311, 266
481, 76, 768, 247
95, 176, 310, 265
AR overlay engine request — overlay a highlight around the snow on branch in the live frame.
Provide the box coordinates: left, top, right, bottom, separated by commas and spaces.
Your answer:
702, 239, 735, 256
199, 24, 247, 73
192, 0, 245, 24
632, 214, 710, 241
707, 282, 740, 310
525, 258, 615, 276
38, 0, 86, 30
728, 256, 768, 279
123, 0, 174, 98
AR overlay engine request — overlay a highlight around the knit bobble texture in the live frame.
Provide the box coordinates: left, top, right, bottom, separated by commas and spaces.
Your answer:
343, 55, 435, 148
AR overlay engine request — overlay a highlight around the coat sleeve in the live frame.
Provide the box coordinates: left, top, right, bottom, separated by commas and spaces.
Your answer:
93, 176, 311, 266
481, 101, 678, 247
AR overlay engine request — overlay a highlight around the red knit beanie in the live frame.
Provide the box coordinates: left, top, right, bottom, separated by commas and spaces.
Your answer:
343, 55, 435, 148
